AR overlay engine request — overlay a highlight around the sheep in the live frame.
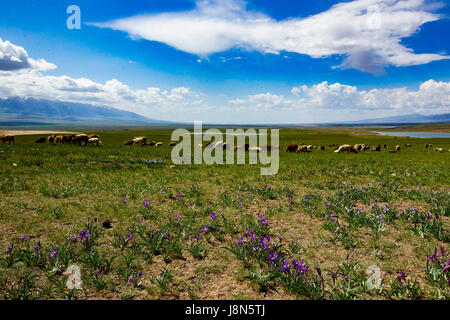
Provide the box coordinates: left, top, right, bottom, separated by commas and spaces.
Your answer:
371, 145, 381, 151
1, 135, 15, 145
296, 145, 310, 153
434, 148, 444, 152
395, 145, 401, 152
48, 135, 55, 145
285, 144, 298, 153
123, 140, 134, 146
35, 137, 46, 143
169, 142, 176, 147
155, 142, 163, 147
335, 144, 357, 153
88, 137, 101, 146
132, 136, 147, 145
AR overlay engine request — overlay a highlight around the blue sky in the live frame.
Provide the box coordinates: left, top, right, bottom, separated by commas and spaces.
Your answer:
0, 0, 449, 123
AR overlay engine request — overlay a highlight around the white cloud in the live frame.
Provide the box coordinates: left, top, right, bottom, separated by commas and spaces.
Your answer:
90, 0, 449, 74
0, 37, 56, 71
232, 80, 450, 116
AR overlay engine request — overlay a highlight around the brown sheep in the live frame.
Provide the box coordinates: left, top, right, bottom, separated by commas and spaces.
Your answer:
319, 145, 325, 151
35, 137, 46, 143
286, 144, 298, 153
73, 134, 89, 146
388, 150, 397, 153
1, 135, 15, 145
123, 140, 134, 145
405, 144, 412, 148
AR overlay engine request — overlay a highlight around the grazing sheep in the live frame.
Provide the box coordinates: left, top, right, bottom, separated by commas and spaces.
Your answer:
35, 137, 46, 143
285, 144, 298, 153
123, 140, 134, 145
132, 136, 147, 145
48, 135, 55, 145
388, 150, 397, 153
353, 144, 362, 152
434, 148, 444, 152
88, 134, 100, 139
405, 144, 412, 148
371, 145, 381, 151
88, 137, 101, 146
73, 134, 89, 146
169, 142, 176, 147
296, 145, 310, 153
62, 135, 75, 144
319, 146, 325, 151
147, 141, 156, 146
155, 142, 163, 147
383, 144, 387, 148
1, 135, 15, 145
55, 135, 63, 143
395, 145, 401, 152
335, 144, 357, 153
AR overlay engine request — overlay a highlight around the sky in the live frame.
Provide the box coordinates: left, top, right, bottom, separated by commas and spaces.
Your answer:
0, 0, 449, 124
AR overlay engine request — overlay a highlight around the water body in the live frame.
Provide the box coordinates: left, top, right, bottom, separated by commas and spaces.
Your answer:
374, 132, 450, 139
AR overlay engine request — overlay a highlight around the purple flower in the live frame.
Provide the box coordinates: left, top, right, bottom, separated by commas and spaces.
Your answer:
49, 247, 58, 258
6, 244, 13, 254
176, 213, 182, 222
324, 201, 330, 208
396, 271, 406, 282
281, 260, 291, 273
177, 192, 183, 197
19, 236, 28, 243
93, 216, 98, 222
126, 233, 133, 241
194, 235, 201, 240
34, 242, 41, 251
305, 194, 311, 200
210, 212, 217, 220
142, 200, 150, 208
288, 198, 292, 204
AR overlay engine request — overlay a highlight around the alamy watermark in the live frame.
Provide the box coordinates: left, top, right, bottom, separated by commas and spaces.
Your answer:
170, 121, 279, 176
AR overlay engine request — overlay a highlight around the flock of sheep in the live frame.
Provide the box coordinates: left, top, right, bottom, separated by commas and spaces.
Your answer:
32, 134, 102, 146
285, 143, 449, 153
1, 133, 448, 153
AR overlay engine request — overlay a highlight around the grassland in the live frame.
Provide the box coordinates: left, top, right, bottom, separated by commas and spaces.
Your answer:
0, 127, 448, 300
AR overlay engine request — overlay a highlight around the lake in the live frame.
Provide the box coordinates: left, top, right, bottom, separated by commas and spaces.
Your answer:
374, 131, 450, 138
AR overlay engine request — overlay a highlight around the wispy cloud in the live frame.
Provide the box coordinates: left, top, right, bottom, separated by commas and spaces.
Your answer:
90, 0, 449, 74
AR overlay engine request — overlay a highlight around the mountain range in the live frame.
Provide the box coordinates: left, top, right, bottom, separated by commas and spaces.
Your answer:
0, 97, 449, 126
0, 97, 165, 125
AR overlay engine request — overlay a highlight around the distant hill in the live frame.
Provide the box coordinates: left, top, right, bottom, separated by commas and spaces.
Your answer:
0, 97, 170, 125
351, 113, 450, 124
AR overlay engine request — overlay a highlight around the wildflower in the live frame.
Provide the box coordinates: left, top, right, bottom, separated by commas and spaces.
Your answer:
142, 200, 150, 208
34, 242, 41, 251
19, 236, 28, 243
93, 216, 98, 222
201, 225, 209, 233
126, 233, 133, 241
279, 237, 284, 242
176, 213, 182, 222
177, 192, 183, 197
49, 247, 58, 258
210, 212, 217, 220
288, 198, 292, 204
237, 235, 244, 246
6, 244, 13, 254
328, 213, 337, 219
324, 201, 330, 207
281, 260, 291, 274
305, 194, 311, 200
194, 235, 201, 240
396, 271, 406, 282
238, 201, 243, 206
